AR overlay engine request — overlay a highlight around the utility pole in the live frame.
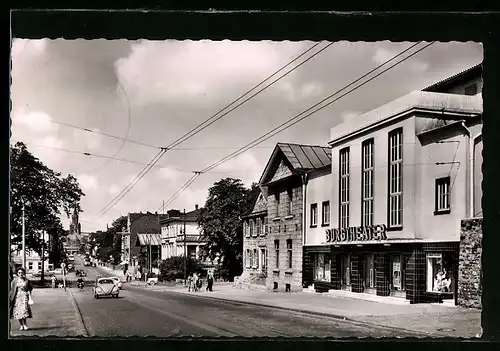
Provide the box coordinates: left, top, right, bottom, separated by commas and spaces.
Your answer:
183, 209, 187, 286
22, 201, 26, 270
41, 231, 45, 282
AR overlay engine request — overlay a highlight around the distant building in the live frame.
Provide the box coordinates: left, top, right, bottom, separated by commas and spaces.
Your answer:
159, 205, 205, 260
64, 207, 90, 255
241, 188, 268, 279
120, 212, 167, 268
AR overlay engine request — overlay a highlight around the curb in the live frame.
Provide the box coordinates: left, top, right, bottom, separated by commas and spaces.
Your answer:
132, 285, 446, 338
68, 288, 90, 337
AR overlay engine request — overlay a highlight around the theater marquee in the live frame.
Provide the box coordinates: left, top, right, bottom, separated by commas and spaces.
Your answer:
325, 224, 387, 243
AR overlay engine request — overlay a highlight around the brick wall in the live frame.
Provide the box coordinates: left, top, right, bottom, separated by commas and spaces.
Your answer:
458, 218, 483, 309
265, 182, 304, 292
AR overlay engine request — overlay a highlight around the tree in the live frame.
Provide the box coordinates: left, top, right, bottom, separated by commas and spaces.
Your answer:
90, 216, 126, 264
198, 178, 256, 281
159, 256, 203, 282
10, 142, 85, 264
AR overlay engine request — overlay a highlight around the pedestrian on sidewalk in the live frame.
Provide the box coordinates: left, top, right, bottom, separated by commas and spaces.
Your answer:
9, 267, 34, 331
192, 272, 199, 292
187, 274, 193, 292
206, 273, 214, 292
51, 275, 57, 289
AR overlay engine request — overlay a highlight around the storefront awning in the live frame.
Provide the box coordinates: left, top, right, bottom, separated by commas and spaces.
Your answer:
135, 234, 161, 247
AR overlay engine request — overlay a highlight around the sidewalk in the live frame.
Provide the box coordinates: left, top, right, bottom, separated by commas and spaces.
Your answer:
138, 282, 481, 338
9, 288, 87, 337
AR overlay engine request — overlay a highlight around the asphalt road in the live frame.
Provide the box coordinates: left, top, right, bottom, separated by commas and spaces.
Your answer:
72, 257, 421, 338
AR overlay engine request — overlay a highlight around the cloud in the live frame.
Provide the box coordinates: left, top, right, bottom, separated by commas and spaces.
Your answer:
12, 109, 58, 134
372, 47, 429, 72
157, 167, 186, 181
11, 39, 48, 63
108, 184, 120, 195
72, 128, 103, 150
40, 135, 64, 148
77, 174, 99, 191
114, 40, 309, 106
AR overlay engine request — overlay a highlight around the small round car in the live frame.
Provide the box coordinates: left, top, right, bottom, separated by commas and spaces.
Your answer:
93, 277, 120, 298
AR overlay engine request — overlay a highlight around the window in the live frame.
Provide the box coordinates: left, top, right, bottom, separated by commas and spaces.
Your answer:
253, 249, 259, 268
341, 254, 351, 286
388, 128, 403, 228
245, 249, 251, 267
28, 262, 33, 271
261, 248, 267, 272
263, 217, 268, 235
339, 147, 350, 229
275, 192, 280, 218
244, 221, 250, 238
361, 139, 374, 226
314, 253, 331, 282
435, 177, 451, 214
274, 240, 280, 268
322, 201, 330, 226
287, 188, 293, 215
310, 203, 318, 227
249, 219, 254, 236
464, 83, 478, 95
426, 252, 454, 293
286, 239, 292, 269
256, 218, 261, 235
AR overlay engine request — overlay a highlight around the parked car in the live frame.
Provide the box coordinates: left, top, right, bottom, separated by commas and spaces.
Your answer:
109, 276, 123, 289
32, 270, 55, 278
93, 277, 120, 298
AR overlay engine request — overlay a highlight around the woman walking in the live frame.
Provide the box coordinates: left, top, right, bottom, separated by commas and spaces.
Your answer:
10, 267, 33, 331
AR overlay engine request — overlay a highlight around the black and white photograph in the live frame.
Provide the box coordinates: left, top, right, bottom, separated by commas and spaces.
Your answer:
9, 37, 484, 338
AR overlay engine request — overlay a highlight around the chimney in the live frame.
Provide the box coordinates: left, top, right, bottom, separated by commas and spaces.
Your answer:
195, 204, 199, 210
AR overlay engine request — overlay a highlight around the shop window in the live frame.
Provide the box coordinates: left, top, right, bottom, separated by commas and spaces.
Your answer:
314, 253, 331, 282
310, 203, 318, 227
361, 138, 374, 226
322, 201, 330, 226
339, 147, 350, 229
274, 240, 280, 268
388, 128, 403, 228
435, 177, 451, 215
286, 239, 293, 269
287, 188, 293, 215
253, 248, 259, 268
426, 252, 454, 293
391, 255, 405, 291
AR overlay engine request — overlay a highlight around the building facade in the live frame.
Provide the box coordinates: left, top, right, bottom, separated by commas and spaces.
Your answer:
159, 206, 205, 260
303, 65, 482, 304
258, 143, 332, 292
241, 189, 268, 280
120, 212, 166, 268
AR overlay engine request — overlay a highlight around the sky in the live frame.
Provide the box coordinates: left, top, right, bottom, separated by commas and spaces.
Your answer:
10, 39, 483, 232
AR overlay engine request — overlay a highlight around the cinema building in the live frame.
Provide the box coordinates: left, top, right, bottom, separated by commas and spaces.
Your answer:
303, 66, 482, 304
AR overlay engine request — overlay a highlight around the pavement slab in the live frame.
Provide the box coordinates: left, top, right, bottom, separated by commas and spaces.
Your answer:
9, 287, 87, 338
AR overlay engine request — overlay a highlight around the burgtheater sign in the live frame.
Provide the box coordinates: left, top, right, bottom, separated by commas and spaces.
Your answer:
325, 224, 387, 243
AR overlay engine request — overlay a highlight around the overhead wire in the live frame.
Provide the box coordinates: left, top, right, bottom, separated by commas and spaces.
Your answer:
157, 41, 436, 208
94, 41, 334, 220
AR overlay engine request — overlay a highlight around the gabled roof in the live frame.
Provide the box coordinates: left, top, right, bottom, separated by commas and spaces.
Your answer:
241, 188, 268, 218
135, 233, 161, 247
422, 63, 482, 92
159, 207, 203, 225
259, 143, 332, 185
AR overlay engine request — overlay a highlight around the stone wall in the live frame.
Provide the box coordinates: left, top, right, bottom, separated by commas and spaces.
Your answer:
457, 218, 483, 309
266, 183, 304, 292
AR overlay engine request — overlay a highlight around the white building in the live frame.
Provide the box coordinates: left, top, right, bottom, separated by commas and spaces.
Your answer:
160, 205, 205, 260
